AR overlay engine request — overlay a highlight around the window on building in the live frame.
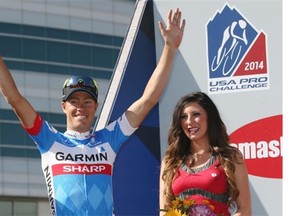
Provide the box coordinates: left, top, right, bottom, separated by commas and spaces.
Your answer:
0, 199, 37, 216
14, 201, 37, 216
0, 201, 12, 215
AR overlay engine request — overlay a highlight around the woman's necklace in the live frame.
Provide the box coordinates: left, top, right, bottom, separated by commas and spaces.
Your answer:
186, 150, 212, 168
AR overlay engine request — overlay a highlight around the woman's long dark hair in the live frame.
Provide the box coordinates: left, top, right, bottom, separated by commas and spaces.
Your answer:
162, 92, 242, 208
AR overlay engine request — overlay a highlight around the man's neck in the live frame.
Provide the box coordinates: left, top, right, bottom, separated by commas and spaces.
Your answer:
64, 129, 91, 140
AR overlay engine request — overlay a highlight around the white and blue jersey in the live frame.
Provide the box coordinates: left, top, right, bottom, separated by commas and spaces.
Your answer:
26, 113, 136, 216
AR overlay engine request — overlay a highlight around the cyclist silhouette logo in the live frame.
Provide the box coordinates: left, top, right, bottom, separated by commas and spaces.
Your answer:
207, 4, 269, 94
212, 20, 248, 76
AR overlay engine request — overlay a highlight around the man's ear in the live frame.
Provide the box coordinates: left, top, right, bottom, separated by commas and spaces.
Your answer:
61, 101, 66, 113
94, 102, 99, 112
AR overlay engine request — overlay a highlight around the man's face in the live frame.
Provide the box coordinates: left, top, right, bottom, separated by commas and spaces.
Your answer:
61, 91, 98, 132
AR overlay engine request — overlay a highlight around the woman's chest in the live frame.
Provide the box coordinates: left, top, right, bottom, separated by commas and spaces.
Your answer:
172, 160, 227, 195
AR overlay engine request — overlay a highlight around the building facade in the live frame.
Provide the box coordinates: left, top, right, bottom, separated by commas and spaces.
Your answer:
0, 0, 135, 215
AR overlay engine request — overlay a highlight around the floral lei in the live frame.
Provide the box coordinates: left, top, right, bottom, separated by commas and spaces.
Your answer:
160, 197, 224, 216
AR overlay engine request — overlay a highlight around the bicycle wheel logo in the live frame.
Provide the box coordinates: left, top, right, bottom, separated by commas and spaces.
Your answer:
207, 4, 269, 94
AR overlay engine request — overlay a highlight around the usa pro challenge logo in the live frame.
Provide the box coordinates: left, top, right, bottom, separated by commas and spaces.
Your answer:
207, 4, 269, 94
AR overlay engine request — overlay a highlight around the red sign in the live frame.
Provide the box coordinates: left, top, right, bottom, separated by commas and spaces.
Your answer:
52, 163, 112, 176
229, 115, 282, 178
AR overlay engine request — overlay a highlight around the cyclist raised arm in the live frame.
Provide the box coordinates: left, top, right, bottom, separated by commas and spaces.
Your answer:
125, 8, 185, 128
0, 57, 37, 129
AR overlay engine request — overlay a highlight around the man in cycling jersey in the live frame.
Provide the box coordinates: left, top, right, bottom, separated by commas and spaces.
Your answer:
0, 8, 185, 216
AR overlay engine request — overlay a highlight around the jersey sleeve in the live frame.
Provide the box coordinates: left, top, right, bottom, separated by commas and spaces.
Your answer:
23, 113, 59, 154
22, 113, 43, 136
96, 113, 137, 153
118, 112, 138, 135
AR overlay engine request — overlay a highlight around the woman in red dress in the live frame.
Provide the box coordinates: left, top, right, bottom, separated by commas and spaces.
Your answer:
159, 92, 251, 216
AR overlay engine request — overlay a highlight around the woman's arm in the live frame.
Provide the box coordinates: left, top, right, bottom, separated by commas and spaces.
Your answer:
159, 159, 166, 216
234, 158, 252, 216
